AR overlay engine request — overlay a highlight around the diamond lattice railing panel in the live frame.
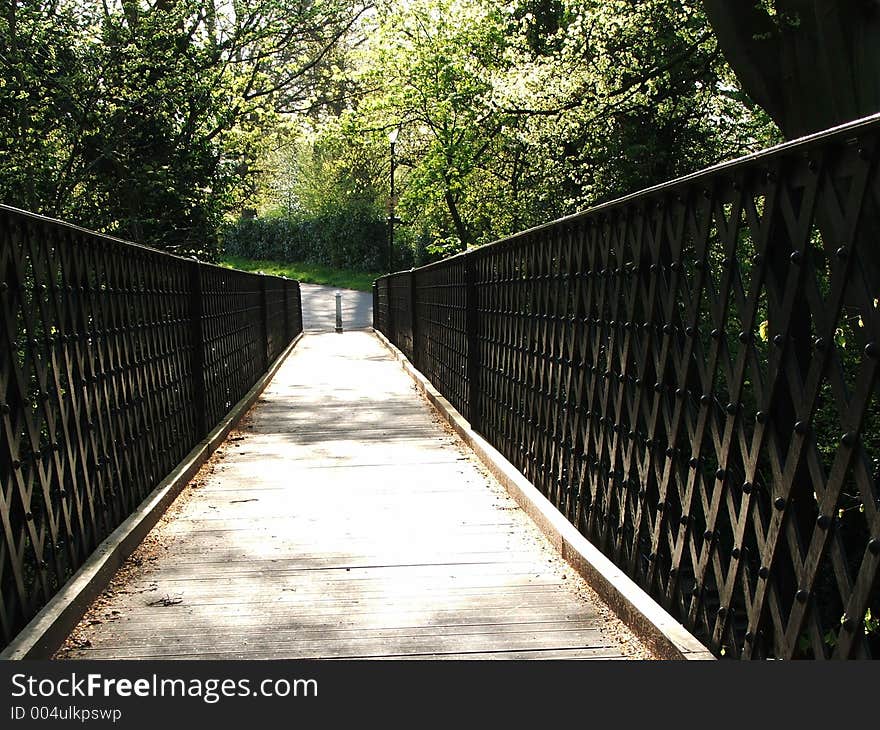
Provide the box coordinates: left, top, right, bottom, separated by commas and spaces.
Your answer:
287, 280, 303, 343
389, 273, 414, 362
265, 278, 288, 364
200, 265, 265, 427
413, 260, 470, 423
0, 207, 302, 647
375, 279, 389, 335
375, 115, 880, 659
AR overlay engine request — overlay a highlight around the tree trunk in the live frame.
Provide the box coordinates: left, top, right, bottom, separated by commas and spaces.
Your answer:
444, 188, 470, 251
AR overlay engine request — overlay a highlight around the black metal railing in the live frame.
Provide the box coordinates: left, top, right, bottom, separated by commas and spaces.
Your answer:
0, 205, 302, 647
375, 113, 880, 660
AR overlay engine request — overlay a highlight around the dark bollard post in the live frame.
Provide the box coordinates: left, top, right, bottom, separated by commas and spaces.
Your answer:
335, 291, 343, 333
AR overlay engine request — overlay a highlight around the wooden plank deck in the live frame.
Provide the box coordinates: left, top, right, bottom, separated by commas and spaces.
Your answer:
56, 330, 654, 660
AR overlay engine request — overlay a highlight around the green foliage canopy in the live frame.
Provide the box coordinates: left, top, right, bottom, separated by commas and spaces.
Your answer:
0, 0, 367, 257
262, 0, 777, 261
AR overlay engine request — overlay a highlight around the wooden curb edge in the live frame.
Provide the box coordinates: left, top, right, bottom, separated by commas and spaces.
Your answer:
373, 329, 714, 661
1, 333, 304, 661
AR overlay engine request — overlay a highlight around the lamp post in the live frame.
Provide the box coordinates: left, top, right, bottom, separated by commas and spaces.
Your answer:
387, 127, 400, 272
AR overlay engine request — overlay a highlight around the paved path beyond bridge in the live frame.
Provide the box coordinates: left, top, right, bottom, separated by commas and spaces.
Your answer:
57, 331, 653, 660
300, 283, 372, 332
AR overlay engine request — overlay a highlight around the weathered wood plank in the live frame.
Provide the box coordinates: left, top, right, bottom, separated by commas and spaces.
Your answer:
68, 630, 623, 660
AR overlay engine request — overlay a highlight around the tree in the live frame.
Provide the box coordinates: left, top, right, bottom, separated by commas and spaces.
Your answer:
322, 0, 772, 258
357, 0, 516, 252
0, 0, 369, 257
498, 1, 777, 214
701, 0, 880, 138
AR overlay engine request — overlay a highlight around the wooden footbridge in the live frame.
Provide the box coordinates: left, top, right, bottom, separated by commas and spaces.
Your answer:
56, 320, 653, 660
3, 115, 880, 662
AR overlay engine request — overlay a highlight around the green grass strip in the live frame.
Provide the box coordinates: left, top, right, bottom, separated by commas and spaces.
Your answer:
220, 256, 380, 292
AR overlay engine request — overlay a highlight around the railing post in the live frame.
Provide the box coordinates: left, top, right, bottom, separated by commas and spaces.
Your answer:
409, 269, 418, 370
295, 282, 302, 335
188, 260, 208, 439
260, 276, 269, 369
372, 281, 378, 331
283, 279, 290, 342
465, 254, 481, 432
387, 277, 396, 344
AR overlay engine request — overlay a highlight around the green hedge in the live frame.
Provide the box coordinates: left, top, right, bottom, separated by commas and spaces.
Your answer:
222, 206, 414, 272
